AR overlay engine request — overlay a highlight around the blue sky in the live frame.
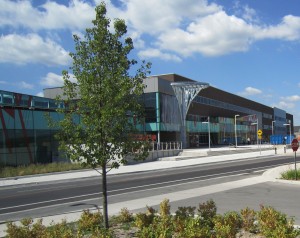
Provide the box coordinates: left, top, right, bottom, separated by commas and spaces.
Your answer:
1, 0, 300, 124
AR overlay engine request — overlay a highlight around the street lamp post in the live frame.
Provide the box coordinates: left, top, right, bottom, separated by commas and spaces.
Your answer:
202, 116, 211, 151
283, 123, 292, 145
235, 114, 240, 148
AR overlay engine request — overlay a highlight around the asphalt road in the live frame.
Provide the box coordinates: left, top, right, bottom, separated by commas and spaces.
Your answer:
0, 154, 293, 224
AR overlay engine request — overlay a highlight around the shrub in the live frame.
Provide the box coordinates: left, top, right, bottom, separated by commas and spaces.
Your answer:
175, 206, 196, 219
135, 206, 156, 229
117, 207, 134, 223
46, 220, 74, 238
159, 198, 171, 218
198, 199, 217, 228
281, 169, 300, 180
77, 209, 103, 234
6, 218, 46, 238
138, 216, 173, 238
213, 211, 242, 238
179, 216, 211, 238
89, 227, 114, 238
240, 207, 257, 233
0, 163, 87, 178
257, 205, 300, 238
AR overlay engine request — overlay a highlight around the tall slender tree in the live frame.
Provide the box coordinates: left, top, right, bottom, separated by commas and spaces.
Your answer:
56, 2, 151, 228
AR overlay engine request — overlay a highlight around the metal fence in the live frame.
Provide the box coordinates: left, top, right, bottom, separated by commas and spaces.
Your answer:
150, 142, 182, 151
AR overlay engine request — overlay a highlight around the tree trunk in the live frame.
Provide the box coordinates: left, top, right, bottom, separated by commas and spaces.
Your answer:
102, 164, 109, 229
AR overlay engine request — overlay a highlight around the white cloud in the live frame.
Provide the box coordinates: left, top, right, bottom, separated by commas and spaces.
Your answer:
125, 0, 221, 35
156, 11, 254, 57
36, 92, 44, 97
41, 72, 77, 87
1, 0, 300, 62
119, 0, 300, 59
239, 86, 262, 96
0, 0, 95, 31
138, 48, 182, 62
0, 34, 71, 66
19, 81, 34, 89
281, 95, 300, 102
233, 1, 260, 24
275, 101, 295, 109
255, 15, 300, 41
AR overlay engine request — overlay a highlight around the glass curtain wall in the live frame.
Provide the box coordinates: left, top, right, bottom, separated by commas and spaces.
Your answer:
0, 108, 65, 166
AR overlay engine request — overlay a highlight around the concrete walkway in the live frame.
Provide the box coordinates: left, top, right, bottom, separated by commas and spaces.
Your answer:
0, 144, 285, 187
0, 144, 298, 237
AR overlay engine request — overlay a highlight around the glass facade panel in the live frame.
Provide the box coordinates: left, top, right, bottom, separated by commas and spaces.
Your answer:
143, 93, 157, 123
160, 93, 180, 124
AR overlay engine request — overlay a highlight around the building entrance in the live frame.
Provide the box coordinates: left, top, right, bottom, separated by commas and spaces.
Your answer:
189, 133, 216, 148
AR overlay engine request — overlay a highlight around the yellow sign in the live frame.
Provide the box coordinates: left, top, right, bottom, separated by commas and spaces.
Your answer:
258, 135, 262, 139
257, 129, 262, 136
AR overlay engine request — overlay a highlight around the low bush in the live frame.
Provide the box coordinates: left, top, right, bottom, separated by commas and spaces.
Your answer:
281, 169, 300, 180
117, 207, 134, 223
257, 205, 300, 238
240, 207, 257, 233
0, 163, 87, 178
198, 198, 217, 229
135, 206, 156, 229
77, 209, 103, 235
6, 200, 300, 238
175, 206, 196, 219
213, 211, 242, 238
6, 218, 46, 238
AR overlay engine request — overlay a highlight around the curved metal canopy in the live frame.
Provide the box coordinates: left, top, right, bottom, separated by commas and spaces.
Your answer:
171, 81, 210, 148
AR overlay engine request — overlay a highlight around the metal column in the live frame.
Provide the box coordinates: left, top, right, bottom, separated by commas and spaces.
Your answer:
171, 82, 209, 148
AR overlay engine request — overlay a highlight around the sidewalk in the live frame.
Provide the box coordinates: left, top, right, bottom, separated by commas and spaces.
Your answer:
0, 144, 298, 237
0, 144, 291, 187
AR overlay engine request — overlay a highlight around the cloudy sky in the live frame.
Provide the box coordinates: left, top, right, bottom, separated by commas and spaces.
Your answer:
1, 0, 300, 124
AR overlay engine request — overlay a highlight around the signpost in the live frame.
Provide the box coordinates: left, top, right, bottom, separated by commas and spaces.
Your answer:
291, 138, 299, 180
257, 129, 262, 154
257, 129, 262, 138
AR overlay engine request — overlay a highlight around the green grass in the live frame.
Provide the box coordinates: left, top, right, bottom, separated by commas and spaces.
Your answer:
281, 169, 300, 180
0, 162, 88, 178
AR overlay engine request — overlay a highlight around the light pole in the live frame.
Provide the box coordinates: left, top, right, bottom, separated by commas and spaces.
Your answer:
272, 120, 276, 136
202, 116, 211, 151
251, 120, 258, 146
235, 114, 240, 148
283, 123, 291, 145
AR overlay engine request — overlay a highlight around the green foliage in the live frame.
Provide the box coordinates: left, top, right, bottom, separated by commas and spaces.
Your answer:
213, 211, 242, 238
175, 206, 196, 219
46, 220, 75, 238
198, 199, 217, 229
281, 169, 300, 180
6, 218, 46, 238
77, 209, 103, 234
0, 163, 86, 178
179, 217, 212, 238
117, 207, 134, 223
88, 227, 114, 238
56, 1, 151, 170
52, 1, 151, 229
138, 216, 173, 238
257, 205, 300, 238
159, 199, 171, 219
6, 201, 300, 238
134, 206, 156, 229
240, 207, 257, 232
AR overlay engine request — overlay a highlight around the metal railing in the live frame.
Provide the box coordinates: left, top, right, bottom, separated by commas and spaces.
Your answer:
150, 142, 182, 151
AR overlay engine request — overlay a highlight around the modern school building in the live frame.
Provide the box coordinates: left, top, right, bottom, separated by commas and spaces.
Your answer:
0, 73, 294, 166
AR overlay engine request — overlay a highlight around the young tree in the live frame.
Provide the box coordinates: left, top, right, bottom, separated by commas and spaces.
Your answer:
56, 2, 151, 228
